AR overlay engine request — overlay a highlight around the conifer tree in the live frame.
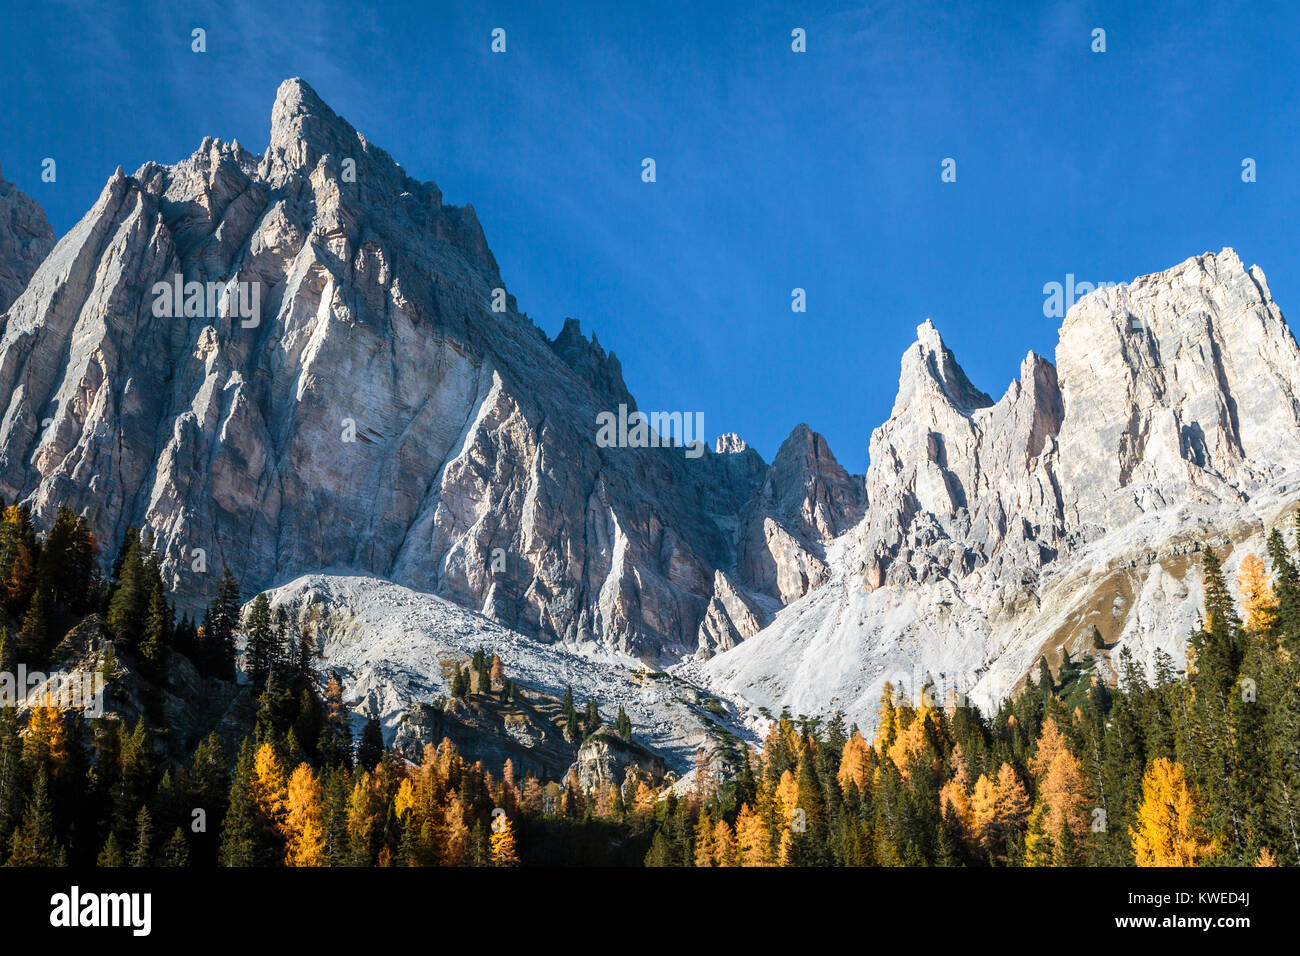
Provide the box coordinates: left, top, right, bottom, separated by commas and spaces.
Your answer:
1267, 528, 1300, 651
244, 593, 275, 690
322, 766, 352, 866
0, 505, 40, 617
130, 805, 153, 866
205, 568, 241, 680
96, 832, 125, 867
161, 827, 190, 866
693, 808, 716, 866
106, 530, 148, 649
6, 768, 65, 866
140, 578, 170, 675
284, 763, 326, 867
562, 685, 577, 740
734, 803, 771, 867
357, 717, 384, 772
0, 703, 25, 847
15, 587, 48, 664
220, 740, 261, 867
1239, 553, 1279, 635
1036, 656, 1054, 698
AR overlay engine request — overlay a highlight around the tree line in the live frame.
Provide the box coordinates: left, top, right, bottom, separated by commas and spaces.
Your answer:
2, 502, 1299, 866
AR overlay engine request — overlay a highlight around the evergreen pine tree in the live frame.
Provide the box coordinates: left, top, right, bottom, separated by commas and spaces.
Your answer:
562, 685, 577, 740
244, 593, 274, 690
161, 827, 190, 866
6, 767, 64, 866
219, 740, 261, 867
130, 805, 153, 866
96, 832, 125, 867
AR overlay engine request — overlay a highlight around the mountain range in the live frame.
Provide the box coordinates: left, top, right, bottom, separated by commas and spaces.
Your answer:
2, 78, 1298, 759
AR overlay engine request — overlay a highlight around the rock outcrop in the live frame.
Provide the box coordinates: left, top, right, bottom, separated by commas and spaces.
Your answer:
392, 695, 578, 781
22, 613, 244, 761
569, 726, 668, 791
739, 423, 864, 605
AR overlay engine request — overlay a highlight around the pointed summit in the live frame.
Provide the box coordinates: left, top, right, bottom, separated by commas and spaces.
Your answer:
550, 317, 632, 405
897, 318, 992, 414
765, 424, 864, 541
262, 77, 365, 184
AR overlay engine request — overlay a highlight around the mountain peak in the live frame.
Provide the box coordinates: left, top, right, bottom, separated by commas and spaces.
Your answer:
916, 317, 942, 350
900, 318, 992, 413
550, 317, 632, 405
273, 76, 329, 116
263, 77, 374, 186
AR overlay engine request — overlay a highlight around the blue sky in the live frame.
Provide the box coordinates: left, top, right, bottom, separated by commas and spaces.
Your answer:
2, 0, 1296, 469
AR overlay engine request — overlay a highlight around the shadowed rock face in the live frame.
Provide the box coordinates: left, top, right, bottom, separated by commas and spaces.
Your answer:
739, 423, 865, 605
0, 79, 846, 662
0, 167, 55, 312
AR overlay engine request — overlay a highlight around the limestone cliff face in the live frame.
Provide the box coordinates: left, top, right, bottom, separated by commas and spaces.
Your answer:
0, 79, 829, 663
739, 423, 864, 606
859, 319, 1064, 600
1055, 249, 1300, 534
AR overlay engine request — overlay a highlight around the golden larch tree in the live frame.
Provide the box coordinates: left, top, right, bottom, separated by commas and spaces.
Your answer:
284, 763, 326, 867
1131, 758, 1214, 867
441, 791, 471, 865
490, 814, 519, 866
1238, 553, 1279, 633
1026, 717, 1089, 864
713, 819, 737, 867
938, 745, 973, 841
693, 809, 717, 867
252, 742, 288, 834
837, 730, 872, 792
734, 803, 771, 867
